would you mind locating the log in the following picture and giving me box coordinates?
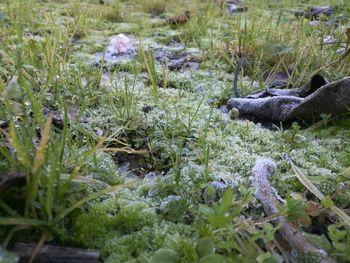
[12,242,100,263]
[227,76,350,122]
[250,158,335,263]
[0,172,25,195]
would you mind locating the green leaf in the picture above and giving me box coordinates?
[200,253,228,263]
[257,252,279,263]
[333,241,347,252]
[281,195,305,221]
[304,233,332,251]
[263,223,280,241]
[182,240,198,262]
[342,167,350,178]
[149,249,180,263]
[9,122,30,169]
[207,215,231,228]
[328,225,347,241]
[0,217,48,226]
[199,204,215,216]
[197,237,215,258]
[321,196,334,209]
[218,188,233,214]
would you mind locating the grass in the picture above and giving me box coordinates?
[102,2,123,23]
[1,0,350,262]
[139,0,167,16]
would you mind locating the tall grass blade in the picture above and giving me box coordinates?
[291,162,350,227]
[0,218,48,226]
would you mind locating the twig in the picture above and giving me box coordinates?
[2,225,29,248]
[29,230,48,263]
[331,183,350,200]
[250,158,335,263]
[232,56,243,98]
[315,41,348,46]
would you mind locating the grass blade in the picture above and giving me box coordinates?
[55,181,136,223]
[0,218,48,226]
[291,162,350,227]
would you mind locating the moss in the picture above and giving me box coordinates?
[2,0,350,261]
[72,198,157,248]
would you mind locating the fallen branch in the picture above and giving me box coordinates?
[12,242,100,263]
[250,158,335,263]
[0,171,26,195]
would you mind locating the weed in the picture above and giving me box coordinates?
[140,46,159,96]
[110,75,138,125]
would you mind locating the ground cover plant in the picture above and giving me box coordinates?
[0,0,350,262]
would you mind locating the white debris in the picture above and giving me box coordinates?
[108,34,134,54]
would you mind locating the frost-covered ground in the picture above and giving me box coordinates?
[1,0,350,262]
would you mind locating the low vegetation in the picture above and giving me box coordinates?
[0,0,350,262]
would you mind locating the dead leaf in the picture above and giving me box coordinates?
[305,201,322,217]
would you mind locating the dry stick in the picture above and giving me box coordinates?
[2,225,29,248]
[250,158,335,263]
[29,230,48,263]
[233,56,243,98]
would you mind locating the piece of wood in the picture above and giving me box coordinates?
[232,56,243,98]
[250,158,335,263]
[227,76,350,122]
[12,242,100,263]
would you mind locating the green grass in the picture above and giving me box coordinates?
[1,0,350,262]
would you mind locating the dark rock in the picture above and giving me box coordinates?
[228,5,248,13]
[12,242,100,263]
[142,105,153,113]
[144,172,157,180]
[263,65,295,88]
[294,6,334,20]
[226,0,247,14]
[0,171,25,195]
[294,11,305,18]
[167,56,201,71]
[307,6,334,20]
[0,120,9,129]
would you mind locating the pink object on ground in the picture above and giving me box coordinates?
[109,34,134,54]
